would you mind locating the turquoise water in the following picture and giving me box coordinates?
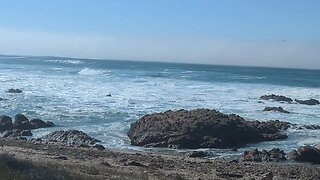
[0,55,320,156]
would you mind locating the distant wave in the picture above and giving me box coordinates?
[44,59,84,65]
[78,68,110,76]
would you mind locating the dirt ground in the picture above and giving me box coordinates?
[1,138,320,180]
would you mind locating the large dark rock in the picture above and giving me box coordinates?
[295,99,320,105]
[128,109,290,149]
[41,130,101,146]
[241,148,287,162]
[0,115,13,131]
[260,94,293,103]
[30,119,55,129]
[288,146,320,164]
[13,114,33,130]
[263,106,290,114]
[6,88,23,93]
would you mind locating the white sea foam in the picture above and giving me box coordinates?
[1,59,320,156]
[78,68,110,76]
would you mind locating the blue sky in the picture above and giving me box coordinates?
[0,0,320,68]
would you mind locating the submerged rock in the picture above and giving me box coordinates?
[241,148,287,162]
[295,99,320,105]
[41,130,101,146]
[298,124,320,130]
[6,88,23,93]
[260,94,293,103]
[263,106,290,114]
[288,146,320,164]
[128,109,289,149]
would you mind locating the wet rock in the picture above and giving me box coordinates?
[0,97,4,101]
[128,109,289,149]
[260,94,293,103]
[263,106,290,114]
[6,88,23,93]
[0,115,13,131]
[299,124,320,130]
[13,114,31,130]
[295,99,320,105]
[288,146,320,164]
[41,130,101,146]
[30,119,55,129]
[241,148,287,162]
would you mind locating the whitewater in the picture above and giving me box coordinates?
[0,55,320,157]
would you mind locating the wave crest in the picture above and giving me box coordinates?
[78,68,110,76]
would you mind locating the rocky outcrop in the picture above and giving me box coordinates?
[12,114,55,130]
[6,88,23,93]
[260,94,293,103]
[263,106,290,114]
[0,129,32,138]
[40,130,101,146]
[241,148,287,162]
[128,109,290,149]
[288,146,320,164]
[0,114,55,138]
[295,99,320,105]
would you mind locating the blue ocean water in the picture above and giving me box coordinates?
[1,55,320,157]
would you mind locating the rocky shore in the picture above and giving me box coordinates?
[1,92,320,179]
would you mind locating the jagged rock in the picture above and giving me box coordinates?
[128,109,289,149]
[41,130,101,146]
[263,107,290,114]
[241,148,286,162]
[0,129,32,138]
[260,94,293,103]
[288,146,320,164]
[295,99,320,105]
[6,88,23,93]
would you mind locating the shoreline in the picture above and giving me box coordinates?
[1,138,320,179]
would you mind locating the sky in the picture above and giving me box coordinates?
[0,0,320,69]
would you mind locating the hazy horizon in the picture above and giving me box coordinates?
[1,1,320,69]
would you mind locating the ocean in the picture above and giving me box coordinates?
[1,55,320,157]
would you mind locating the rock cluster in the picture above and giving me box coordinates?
[263,106,290,114]
[128,109,290,149]
[0,114,55,138]
[6,88,23,93]
[241,148,287,162]
[295,99,320,105]
[260,94,293,103]
[260,94,320,106]
[288,145,320,164]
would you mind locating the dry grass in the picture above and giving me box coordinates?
[0,153,80,180]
